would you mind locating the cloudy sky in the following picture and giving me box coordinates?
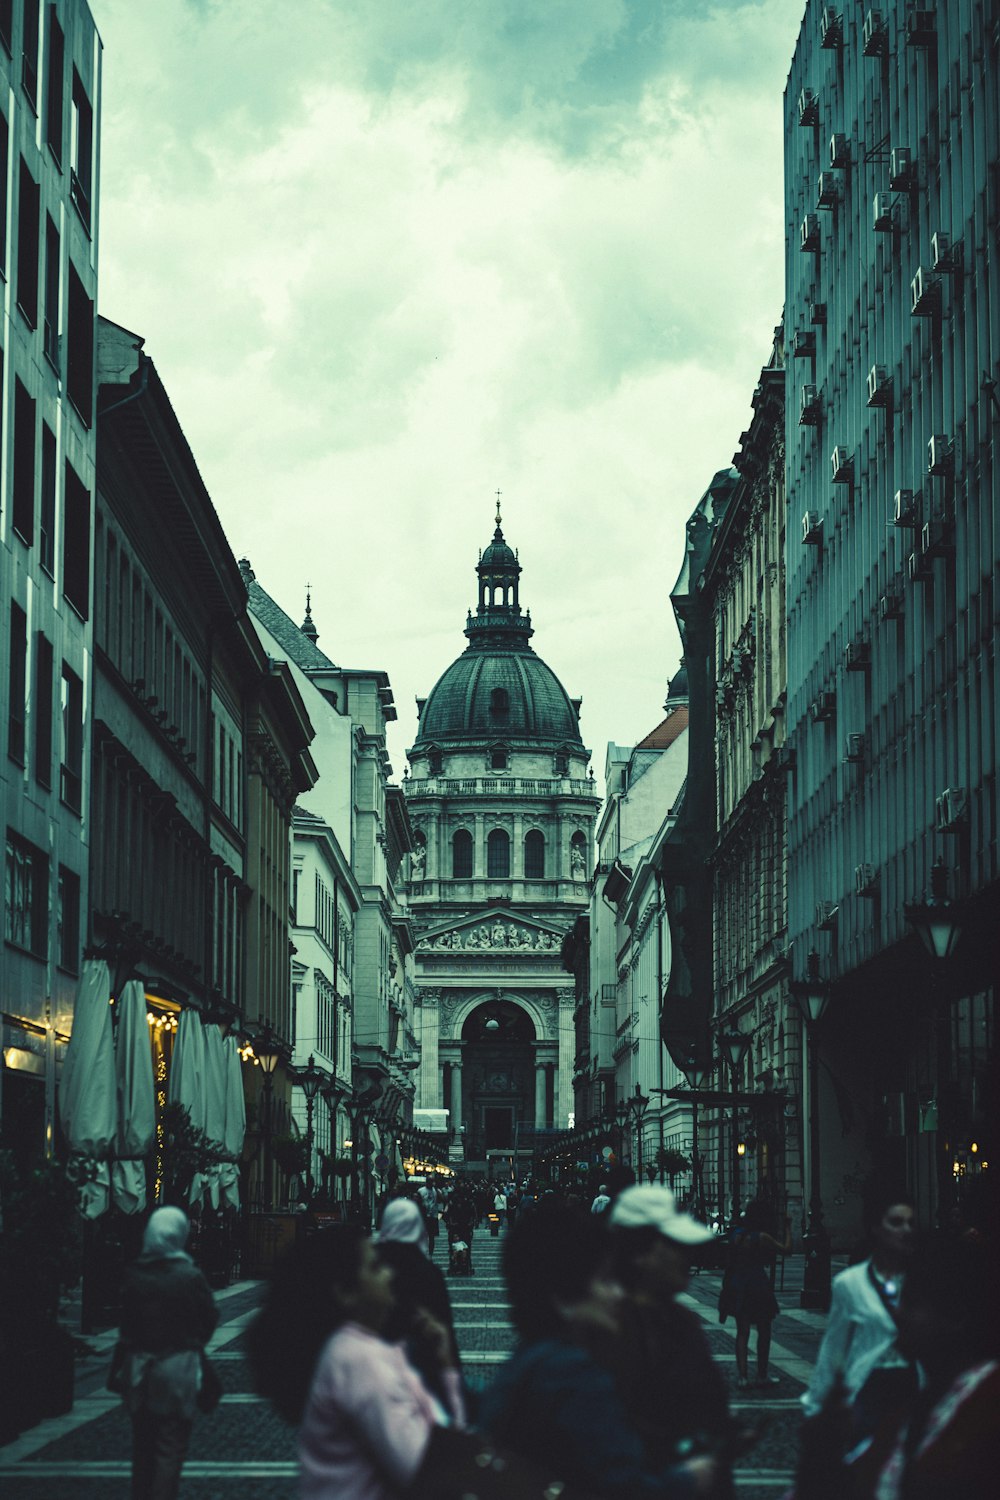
[91,0,802,773]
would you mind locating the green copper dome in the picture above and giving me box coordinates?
[412,512,583,749]
[416,647,582,746]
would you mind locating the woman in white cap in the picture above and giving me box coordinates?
[610,1185,738,1486]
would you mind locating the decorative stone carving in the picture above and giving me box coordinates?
[419,922,561,953]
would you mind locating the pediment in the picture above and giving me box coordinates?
[417,909,564,955]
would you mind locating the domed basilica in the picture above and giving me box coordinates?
[404,505,599,1173]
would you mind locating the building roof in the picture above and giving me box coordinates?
[635,707,689,751]
[239,560,340,673]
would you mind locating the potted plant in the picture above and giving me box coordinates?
[656,1147,692,1190]
[0,1151,83,1440]
[272,1134,309,1188]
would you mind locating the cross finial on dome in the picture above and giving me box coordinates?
[495,488,503,531]
[301,583,319,645]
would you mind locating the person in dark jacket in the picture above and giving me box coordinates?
[610,1185,740,1488]
[481,1200,718,1498]
[375,1197,460,1405]
[116,1205,218,1500]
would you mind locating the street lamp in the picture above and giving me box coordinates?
[720,1029,752,1224]
[680,1055,713,1219]
[251,1019,285,1213]
[790,951,832,1311]
[629,1084,651,1178]
[905,857,964,1220]
[291,1053,327,1202]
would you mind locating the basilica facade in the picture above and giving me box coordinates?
[404,510,599,1173]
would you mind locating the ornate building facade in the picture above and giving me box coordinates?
[404,509,599,1173]
[785,1,997,1231]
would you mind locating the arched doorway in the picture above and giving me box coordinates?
[460,1000,536,1165]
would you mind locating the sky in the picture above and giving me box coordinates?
[91,0,804,776]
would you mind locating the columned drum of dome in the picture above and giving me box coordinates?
[405,507,599,1176]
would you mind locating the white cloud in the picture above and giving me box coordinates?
[91,0,801,767]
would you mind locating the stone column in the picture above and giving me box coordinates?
[450,1058,463,1131]
[556,988,576,1127]
[513,811,524,879]
[417,989,440,1109]
[535,1058,547,1127]
[474,811,485,879]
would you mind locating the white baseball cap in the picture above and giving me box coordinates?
[608,1185,714,1245]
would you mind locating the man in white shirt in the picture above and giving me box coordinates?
[590,1183,611,1214]
[801,1195,916,1424]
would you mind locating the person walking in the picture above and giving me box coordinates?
[482,1200,719,1497]
[114,1205,218,1500]
[250,1224,464,1499]
[801,1194,916,1444]
[591,1183,611,1214]
[375,1197,461,1407]
[610,1185,740,1485]
[492,1184,507,1229]
[416,1180,440,1256]
[718,1199,791,1388]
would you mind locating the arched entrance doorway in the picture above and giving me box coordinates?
[460,1000,536,1166]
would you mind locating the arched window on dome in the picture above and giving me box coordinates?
[452,829,473,879]
[487,828,510,879]
[427,744,443,775]
[490,687,510,723]
[489,743,508,771]
[524,829,545,879]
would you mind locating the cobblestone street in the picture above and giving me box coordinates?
[0,1225,829,1499]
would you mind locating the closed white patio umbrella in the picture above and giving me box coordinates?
[111,979,156,1214]
[219,1034,247,1210]
[193,1022,228,1210]
[59,959,116,1219]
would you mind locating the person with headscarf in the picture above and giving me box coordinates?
[115,1205,218,1500]
[376,1195,460,1405]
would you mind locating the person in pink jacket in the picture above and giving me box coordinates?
[249,1225,464,1499]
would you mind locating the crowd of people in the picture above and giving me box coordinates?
[109,1179,998,1500]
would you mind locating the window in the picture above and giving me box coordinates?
[60,663,82,812]
[40,421,55,573]
[525,830,545,879]
[16,155,39,325]
[34,631,52,786]
[5,830,48,955]
[428,747,442,775]
[43,213,59,365]
[555,749,570,775]
[12,378,35,542]
[7,602,27,764]
[0,110,8,272]
[45,6,63,162]
[452,829,473,879]
[57,865,79,971]
[21,0,39,109]
[70,67,92,228]
[63,459,90,617]
[490,686,510,721]
[67,261,93,422]
[489,743,508,771]
[487,828,510,879]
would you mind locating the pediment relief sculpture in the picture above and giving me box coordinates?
[419,918,562,953]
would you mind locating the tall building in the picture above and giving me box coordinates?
[244,569,417,1211]
[705,328,799,1224]
[404,508,599,1174]
[1,0,101,1162]
[785,1,998,1231]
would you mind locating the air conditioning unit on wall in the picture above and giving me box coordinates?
[867,365,891,407]
[893,489,918,527]
[911,266,941,316]
[934,787,968,831]
[798,88,819,126]
[862,10,887,56]
[799,384,820,425]
[802,511,824,545]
